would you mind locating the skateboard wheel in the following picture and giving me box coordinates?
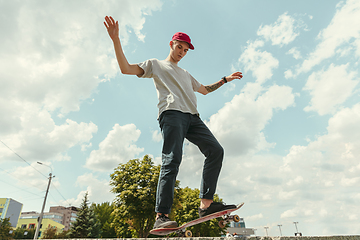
[218,220,226,228]
[185,230,192,237]
[233,215,240,222]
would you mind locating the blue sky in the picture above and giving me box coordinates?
[1,0,360,236]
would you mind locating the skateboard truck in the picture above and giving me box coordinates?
[176,229,193,237]
[218,214,241,228]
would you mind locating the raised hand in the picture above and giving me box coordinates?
[226,72,243,82]
[104,16,119,41]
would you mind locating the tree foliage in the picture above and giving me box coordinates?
[110,155,181,237]
[42,227,57,239]
[0,218,13,240]
[70,192,101,238]
[110,155,159,237]
[53,229,71,239]
[12,227,35,239]
[92,202,117,238]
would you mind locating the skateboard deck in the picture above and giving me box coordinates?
[150,202,244,237]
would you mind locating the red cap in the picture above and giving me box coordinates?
[172,32,194,50]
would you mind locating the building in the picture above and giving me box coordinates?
[49,206,78,230]
[225,218,255,237]
[0,198,23,227]
[17,214,64,239]
[20,211,64,225]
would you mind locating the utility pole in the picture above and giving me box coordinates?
[278,224,283,236]
[34,163,54,240]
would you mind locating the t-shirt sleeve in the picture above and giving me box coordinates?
[137,59,154,78]
[190,74,202,92]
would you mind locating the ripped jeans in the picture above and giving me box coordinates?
[155,110,224,214]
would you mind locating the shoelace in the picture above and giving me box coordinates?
[158,214,170,221]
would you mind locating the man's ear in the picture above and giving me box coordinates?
[169,40,174,49]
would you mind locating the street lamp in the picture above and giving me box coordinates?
[293,221,302,236]
[264,226,269,236]
[277,224,283,236]
[33,162,55,240]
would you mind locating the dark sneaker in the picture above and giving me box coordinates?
[198,202,237,218]
[153,214,178,229]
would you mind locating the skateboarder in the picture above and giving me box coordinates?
[104,16,243,229]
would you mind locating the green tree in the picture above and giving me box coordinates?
[0,218,13,240]
[42,226,57,239]
[92,202,117,238]
[110,208,132,238]
[12,227,35,239]
[70,192,101,238]
[110,155,180,237]
[88,204,101,237]
[172,187,227,237]
[54,229,71,239]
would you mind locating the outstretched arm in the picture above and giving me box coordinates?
[104,16,144,76]
[197,72,243,95]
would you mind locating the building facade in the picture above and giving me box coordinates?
[49,206,78,231]
[20,211,64,225]
[0,198,23,227]
[16,217,64,239]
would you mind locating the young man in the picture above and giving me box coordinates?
[104,16,243,229]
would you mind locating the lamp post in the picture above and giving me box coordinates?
[33,162,54,240]
[264,226,269,236]
[277,224,283,236]
[293,221,301,236]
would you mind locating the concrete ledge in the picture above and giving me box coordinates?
[35,236,359,240]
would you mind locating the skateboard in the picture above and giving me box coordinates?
[149,202,244,237]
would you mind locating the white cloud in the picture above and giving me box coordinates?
[0,0,162,115]
[257,12,301,47]
[207,84,295,157]
[246,213,264,221]
[0,0,161,172]
[59,173,117,207]
[238,40,279,84]
[0,103,97,162]
[284,69,295,79]
[287,47,302,59]
[303,63,359,115]
[152,130,162,142]
[278,103,360,230]
[298,0,360,74]
[85,124,144,171]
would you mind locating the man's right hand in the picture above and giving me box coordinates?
[104,16,119,41]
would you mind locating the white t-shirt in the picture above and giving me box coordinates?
[137,59,202,117]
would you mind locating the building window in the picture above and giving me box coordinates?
[21,224,27,229]
[29,224,35,229]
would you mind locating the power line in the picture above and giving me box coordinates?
[0,167,44,191]
[1,140,73,208]
[0,140,48,178]
[50,183,72,207]
[0,178,43,198]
